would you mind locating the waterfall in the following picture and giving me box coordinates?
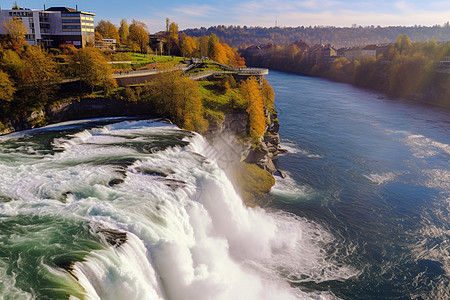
[0,119,354,300]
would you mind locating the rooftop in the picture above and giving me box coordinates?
[46,7,95,15]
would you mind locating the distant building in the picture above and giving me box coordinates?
[150,33,165,54]
[45,7,95,47]
[95,38,117,50]
[307,44,337,64]
[344,48,376,61]
[0,5,94,48]
[0,7,60,46]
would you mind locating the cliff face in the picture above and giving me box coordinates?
[243,111,285,174]
[210,110,284,174]
[0,98,157,136]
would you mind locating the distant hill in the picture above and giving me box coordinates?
[182,25,450,49]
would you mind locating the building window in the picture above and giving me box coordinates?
[63,25,81,29]
[62,19,81,23]
[62,13,80,17]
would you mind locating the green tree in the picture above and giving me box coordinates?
[71,47,116,92]
[118,19,129,45]
[388,53,431,96]
[198,36,209,57]
[208,34,219,58]
[128,20,149,54]
[353,56,377,87]
[395,34,412,55]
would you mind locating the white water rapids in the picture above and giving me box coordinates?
[0,119,355,299]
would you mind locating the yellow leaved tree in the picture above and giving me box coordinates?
[3,17,27,45]
[150,68,208,132]
[240,77,266,139]
[70,47,116,93]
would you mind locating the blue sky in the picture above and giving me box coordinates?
[7,0,450,32]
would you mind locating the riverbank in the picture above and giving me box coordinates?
[241,37,450,109]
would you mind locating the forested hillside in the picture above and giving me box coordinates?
[183,25,450,48]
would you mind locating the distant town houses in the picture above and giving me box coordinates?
[343,48,376,61]
[96,38,117,50]
[0,5,95,48]
[245,41,395,65]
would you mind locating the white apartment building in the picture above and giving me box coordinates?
[0,6,94,48]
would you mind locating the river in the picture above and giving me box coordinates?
[266,71,450,299]
[0,71,448,299]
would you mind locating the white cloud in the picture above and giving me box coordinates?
[173,4,218,17]
[394,1,409,11]
[299,0,340,9]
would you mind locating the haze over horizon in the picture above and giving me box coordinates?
[6,0,450,32]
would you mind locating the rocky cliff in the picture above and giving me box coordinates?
[207,109,285,175]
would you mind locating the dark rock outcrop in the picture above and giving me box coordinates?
[96,228,127,248]
[209,110,285,175]
[243,111,285,174]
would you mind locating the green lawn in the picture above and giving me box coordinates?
[198,81,246,123]
[187,64,222,74]
[127,53,185,64]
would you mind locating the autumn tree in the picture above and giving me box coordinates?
[240,77,266,139]
[19,46,60,106]
[0,49,23,82]
[395,34,412,55]
[181,36,196,57]
[388,53,431,96]
[208,34,219,57]
[95,31,103,42]
[325,57,353,83]
[128,20,149,53]
[3,17,27,45]
[212,42,227,64]
[0,70,16,102]
[118,19,129,45]
[150,70,208,132]
[261,77,274,112]
[95,20,120,42]
[197,36,209,57]
[70,47,116,93]
[352,56,377,87]
[169,22,179,40]
[165,22,180,55]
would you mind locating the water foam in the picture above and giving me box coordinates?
[410,196,450,299]
[363,172,397,185]
[385,129,450,158]
[270,172,312,200]
[280,140,323,159]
